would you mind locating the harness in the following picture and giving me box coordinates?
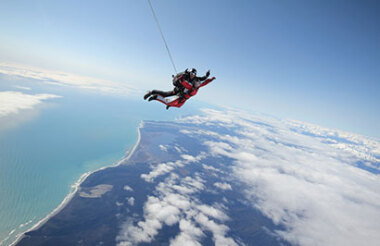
[172,72,201,102]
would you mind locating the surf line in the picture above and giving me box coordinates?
[10,121,143,246]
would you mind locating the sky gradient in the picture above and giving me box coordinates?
[0,0,379,137]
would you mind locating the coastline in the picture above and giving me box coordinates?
[9,121,143,246]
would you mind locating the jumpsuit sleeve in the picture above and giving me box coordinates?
[196,74,208,81]
[199,77,215,88]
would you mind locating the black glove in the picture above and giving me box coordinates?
[205,70,210,77]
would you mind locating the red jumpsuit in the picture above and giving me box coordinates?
[155,76,215,108]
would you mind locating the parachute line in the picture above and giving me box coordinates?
[147,0,178,73]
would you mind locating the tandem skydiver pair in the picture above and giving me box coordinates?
[144,68,215,109]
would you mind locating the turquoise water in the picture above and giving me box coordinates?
[0,75,202,245]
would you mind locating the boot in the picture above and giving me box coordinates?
[148,95,157,101]
[143,91,152,100]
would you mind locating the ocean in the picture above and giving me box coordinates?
[0,75,202,245]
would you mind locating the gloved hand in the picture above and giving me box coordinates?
[206,70,210,77]
[210,76,216,81]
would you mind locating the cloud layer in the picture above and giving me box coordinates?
[0,62,137,95]
[117,153,238,246]
[0,91,61,118]
[176,108,380,246]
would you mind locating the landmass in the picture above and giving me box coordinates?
[14,121,289,246]
[11,108,380,246]
[79,184,113,198]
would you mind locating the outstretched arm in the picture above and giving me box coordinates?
[199,76,215,88]
[197,75,208,81]
[197,70,211,81]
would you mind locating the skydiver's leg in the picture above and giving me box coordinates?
[145,89,176,100]
[151,90,176,97]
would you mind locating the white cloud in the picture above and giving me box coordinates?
[117,185,183,245]
[0,62,138,95]
[159,144,168,152]
[196,204,229,221]
[286,119,380,165]
[141,161,178,183]
[174,146,182,153]
[179,108,380,246]
[181,154,202,162]
[117,173,238,246]
[170,219,204,246]
[141,152,206,183]
[123,185,133,192]
[13,85,31,90]
[213,182,232,191]
[202,164,220,172]
[194,213,237,246]
[127,197,135,206]
[0,91,61,118]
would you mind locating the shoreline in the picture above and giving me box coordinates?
[9,121,143,246]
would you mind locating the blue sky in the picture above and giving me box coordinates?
[0,0,379,137]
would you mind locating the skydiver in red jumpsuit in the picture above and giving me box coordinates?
[143,68,215,109]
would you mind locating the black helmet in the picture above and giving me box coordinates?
[189,68,197,76]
